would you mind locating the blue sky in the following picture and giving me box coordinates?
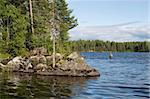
[67,0,149,42]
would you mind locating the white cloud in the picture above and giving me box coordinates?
[69,23,150,42]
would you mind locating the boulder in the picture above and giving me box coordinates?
[39,55,46,64]
[0,63,5,70]
[6,56,24,71]
[12,56,22,63]
[67,52,84,61]
[25,63,33,70]
[0,58,12,65]
[38,47,48,55]
[56,60,64,67]
[58,58,100,76]
[46,53,63,66]
[29,56,39,67]
[55,53,63,61]
[46,56,53,66]
[60,60,93,71]
[0,49,100,77]
[67,52,79,59]
[36,63,47,72]
[87,69,100,77]
[29,55,46,67]
[30,47,47,56]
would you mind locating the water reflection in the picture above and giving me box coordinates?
[0,72,98,99]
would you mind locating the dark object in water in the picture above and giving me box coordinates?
[109,52,113,59]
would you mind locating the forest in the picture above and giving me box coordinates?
[68,40,150,52]
[0,0,78,57]
[0,0,149,58]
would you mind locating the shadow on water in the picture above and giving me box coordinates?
[0,72,98,99]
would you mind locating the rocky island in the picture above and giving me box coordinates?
[0,47,100,77]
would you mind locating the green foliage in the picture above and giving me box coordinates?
[0,0,28,56]
[0,0,77,57]
[50,0,78,54]
[0,53,11,59]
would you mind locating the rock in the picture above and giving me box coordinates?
[30,47,47,56]
[67,52,79,59]
[46,53,63,66]
[36,63,47,72]
[4,56,34,71]
[25,63,33,70]
[12,56,22,63]
[87,69,100,76]
[29,55,46,67]
[0,48,100,77]
[55,53,63,62]
[56,60,64,67]
[59,58,100,76]
[0,58,12,65]
[60,60,92,71]
[6,60,21,71]
[46,56,53,66]
[39,55,46,64]
[29,56,39,67]
[0,63,5,67]
[0,63,5,70]
[39,47,48,55]
[67,52,84,61]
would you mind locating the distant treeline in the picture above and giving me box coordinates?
[68,40,150,52]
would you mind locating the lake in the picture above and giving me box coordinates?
[0,52,150,99]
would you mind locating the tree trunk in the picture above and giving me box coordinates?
[29,0,34,34]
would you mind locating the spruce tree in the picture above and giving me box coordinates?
[0,0,28,56]
[52,0,78,54]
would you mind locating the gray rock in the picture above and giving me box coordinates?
[29,55,46,67]
[55,53,63,62]
[0,58,12,65]
[30,47,48,56]
[67,52,84,61]
[0,63,5,70]
[1,49,100,77]
[59,56,100,76]
[25,63,33,70]
[60,60,93,71]
[29,56,39,67]
[46,56,53,66]
[46,53,63,66]
[36,63,47,72]
[5,56,33,71]
[39,55,46,64]
[67,52,80,60]
[7,56,24,71]
[87,69,100,76]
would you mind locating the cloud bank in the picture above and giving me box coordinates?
[69,22,150,42]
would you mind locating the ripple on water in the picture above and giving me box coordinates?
[0,52,150,99]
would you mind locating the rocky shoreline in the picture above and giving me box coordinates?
[0,47,100,77]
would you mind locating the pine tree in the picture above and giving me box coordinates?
[0,0,28,56]
[53,0,78,54]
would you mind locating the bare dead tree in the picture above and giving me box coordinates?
[50,0,60,68]
[29,0,34,34]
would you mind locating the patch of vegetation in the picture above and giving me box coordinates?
[0,53,11,59]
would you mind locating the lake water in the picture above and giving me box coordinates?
[0,52,150,99]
